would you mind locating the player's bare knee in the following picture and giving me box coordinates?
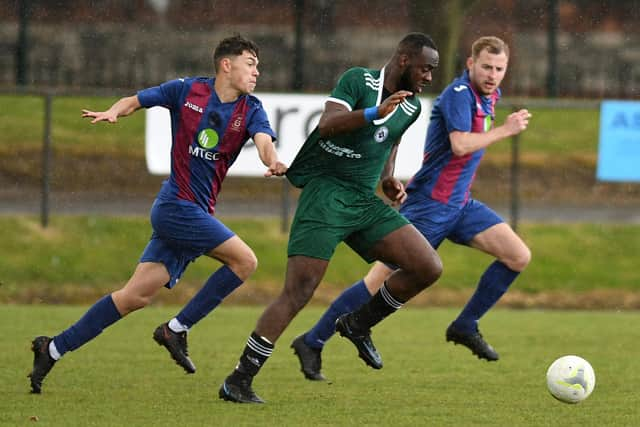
[114,291,151,314]
[503,246,531,272]
[134,295,153,310]
[420,252,443,284]
[283,287,313,311]
[515,246,532,271]
[228,250,258,280]
[283,276,317,310]
[402,254,442,293]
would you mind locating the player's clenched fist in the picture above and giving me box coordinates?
[381,176,407,206]
[504,109,531,135]
[264,161,288,177]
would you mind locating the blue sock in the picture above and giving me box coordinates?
[53,294,122,356]
[453,261,519,332]
[176,265,243,328]
[305,279,372,349]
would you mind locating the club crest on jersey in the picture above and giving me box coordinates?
[374,126,389,143]
[230,115,244,132]
[198,128,219,149]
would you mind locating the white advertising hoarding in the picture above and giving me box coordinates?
[145,94,431,180]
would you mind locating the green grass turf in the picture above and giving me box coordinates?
[2,305,639,426]
[1,216,638,300]
[493,106,599,159]
[0,95,599,161]
[0,95,144,154]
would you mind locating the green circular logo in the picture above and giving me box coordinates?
[484,115,492,132]
[198,128,219,149]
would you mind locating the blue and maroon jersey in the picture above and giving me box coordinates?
[406,70,500,207]
[137,77,276,214]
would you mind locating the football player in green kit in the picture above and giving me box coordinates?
[219,33,442,404]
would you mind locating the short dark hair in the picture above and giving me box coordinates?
[397,32,437,57]
[213,35,260,72]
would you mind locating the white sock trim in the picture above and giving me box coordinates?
[168,318,189,333]
[247,336,273,357]
[380,283,404,310]
[49,340,61,361]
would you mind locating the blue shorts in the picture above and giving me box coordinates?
[140,199,235,288]
[399,195,503,249]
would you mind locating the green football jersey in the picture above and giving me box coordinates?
[286,67,422,193]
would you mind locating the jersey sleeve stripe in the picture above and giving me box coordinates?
[326,97,353,111]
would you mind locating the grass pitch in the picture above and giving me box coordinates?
[0,95,599,158]
[2,216,639,302]
[2,305,639,426]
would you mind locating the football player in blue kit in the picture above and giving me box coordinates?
[28,35,287,394]
[292,36,533,381]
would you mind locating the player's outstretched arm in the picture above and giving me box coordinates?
[254,132,288,177]
[318,91,412,138]
[81,95,142,124]
[450,109,531,156]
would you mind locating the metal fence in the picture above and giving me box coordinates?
[2,1,640,98]
[1,89,610,232]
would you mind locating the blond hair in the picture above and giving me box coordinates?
[471,36,509,59]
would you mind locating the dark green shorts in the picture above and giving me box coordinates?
[288,177,409,262]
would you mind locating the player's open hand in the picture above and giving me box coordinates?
[378,90,413,118]
[381,176,407,206]
[264,161,288,177]
[81,109,118,124]
[504,109,531,136]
